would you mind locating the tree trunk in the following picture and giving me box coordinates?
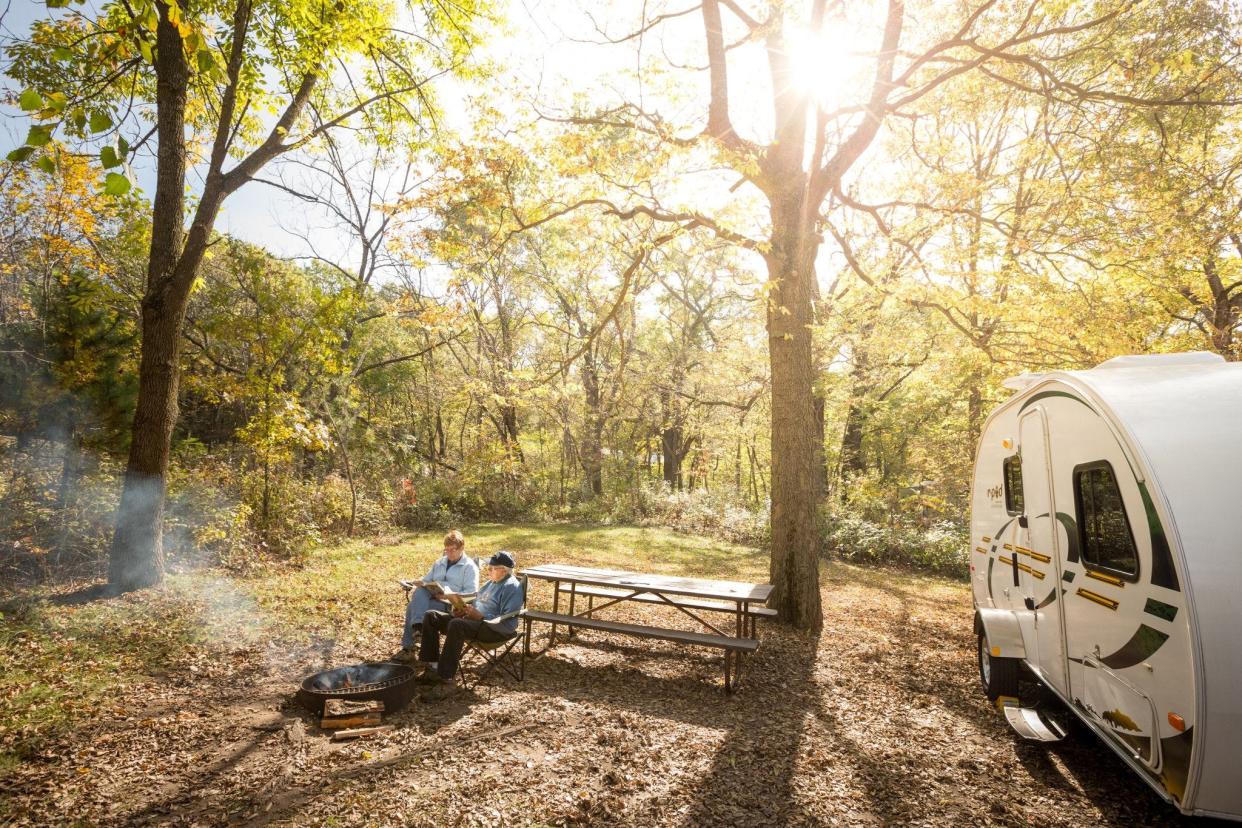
[966,383,984,451]
[838,397,865,499]
[837,354,872,501]
[580,350,604,497]
[764,188,823,631]
[107,5,189,592]
[1204,254,1241,361]
[812,392,828,498]
[328,415,357,537]
[661,425,687,490]
[109,295,187,590]
[499,403,524,466]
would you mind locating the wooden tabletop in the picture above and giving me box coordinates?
[523,563,773,604]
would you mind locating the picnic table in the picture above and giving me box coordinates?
[520,563,774,692]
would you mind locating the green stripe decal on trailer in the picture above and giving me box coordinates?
[1035,588,1063,609]
[1139,482,1180,591]
[1100,624,1170,669]
[1144,597,1178,622]
[1056,512,1080,563]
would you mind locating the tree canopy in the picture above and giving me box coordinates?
[4,0,1242,624]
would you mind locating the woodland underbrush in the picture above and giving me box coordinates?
[0,444,392,585]
[539,481,969,579]
[824,514,968,578]
[1,444,967,587]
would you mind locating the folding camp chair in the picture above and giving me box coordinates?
[457,573,528,690]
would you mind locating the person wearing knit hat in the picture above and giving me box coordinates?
[417,550,523,699]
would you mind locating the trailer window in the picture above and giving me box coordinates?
[1074,461,1139,579]
[1003,455,1024,515]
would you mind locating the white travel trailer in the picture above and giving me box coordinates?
[970,352,1242,820]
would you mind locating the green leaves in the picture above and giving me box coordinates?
[89,111,113,134]
[103,173,131,196]
[19,88,42,112]
[6,146,36,163]
[26,125,53,147]
[99,134,130,170]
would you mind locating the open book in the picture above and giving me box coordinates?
[424,581,473,610]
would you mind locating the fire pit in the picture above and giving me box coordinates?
[296,661,419,716]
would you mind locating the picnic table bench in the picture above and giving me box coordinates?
[565,585,777,637]
[520,564,773,692]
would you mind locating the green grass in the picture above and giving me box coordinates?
[0,522,767,774]
[235,523,770,653]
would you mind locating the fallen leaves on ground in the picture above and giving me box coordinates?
[0,552,1215,827]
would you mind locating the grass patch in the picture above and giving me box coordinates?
[238,523,769,647]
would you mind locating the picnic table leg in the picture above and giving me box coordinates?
[738,601,748,684]
[567,583,577,638]
[550,580,561,647]
[724,650,734,693]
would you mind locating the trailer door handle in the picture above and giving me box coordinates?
[1018,515,1029,528]
[1024,597,1035,610]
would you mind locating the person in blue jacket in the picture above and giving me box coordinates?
[417,551,524,699]
[393,530,479,662]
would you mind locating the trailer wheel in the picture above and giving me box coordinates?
[977,630,1018,702]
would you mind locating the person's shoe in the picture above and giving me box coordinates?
[415,668,443,685]
[421,679,456,701]
[391,647,419,664]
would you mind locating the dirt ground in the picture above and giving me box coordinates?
[0,561,1218,827]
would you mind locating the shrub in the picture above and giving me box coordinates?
[392,478,466,530]
[628,481,770,547]
[392,476,535,529]
[0,447,123,584]
[164,464,255,573]
[824,513,968,578]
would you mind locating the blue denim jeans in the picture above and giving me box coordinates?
[402,587,448,648]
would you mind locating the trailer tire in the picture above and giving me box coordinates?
[977,630,1019,702]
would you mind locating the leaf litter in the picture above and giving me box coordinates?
[0,562,1215,827]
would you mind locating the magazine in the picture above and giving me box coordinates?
[424,581,472,610]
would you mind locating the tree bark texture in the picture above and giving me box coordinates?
[580,350,604,497]
[764,187,823,631]
[108,3,189,592]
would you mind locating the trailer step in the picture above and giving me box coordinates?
[1003,705,1067,742]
